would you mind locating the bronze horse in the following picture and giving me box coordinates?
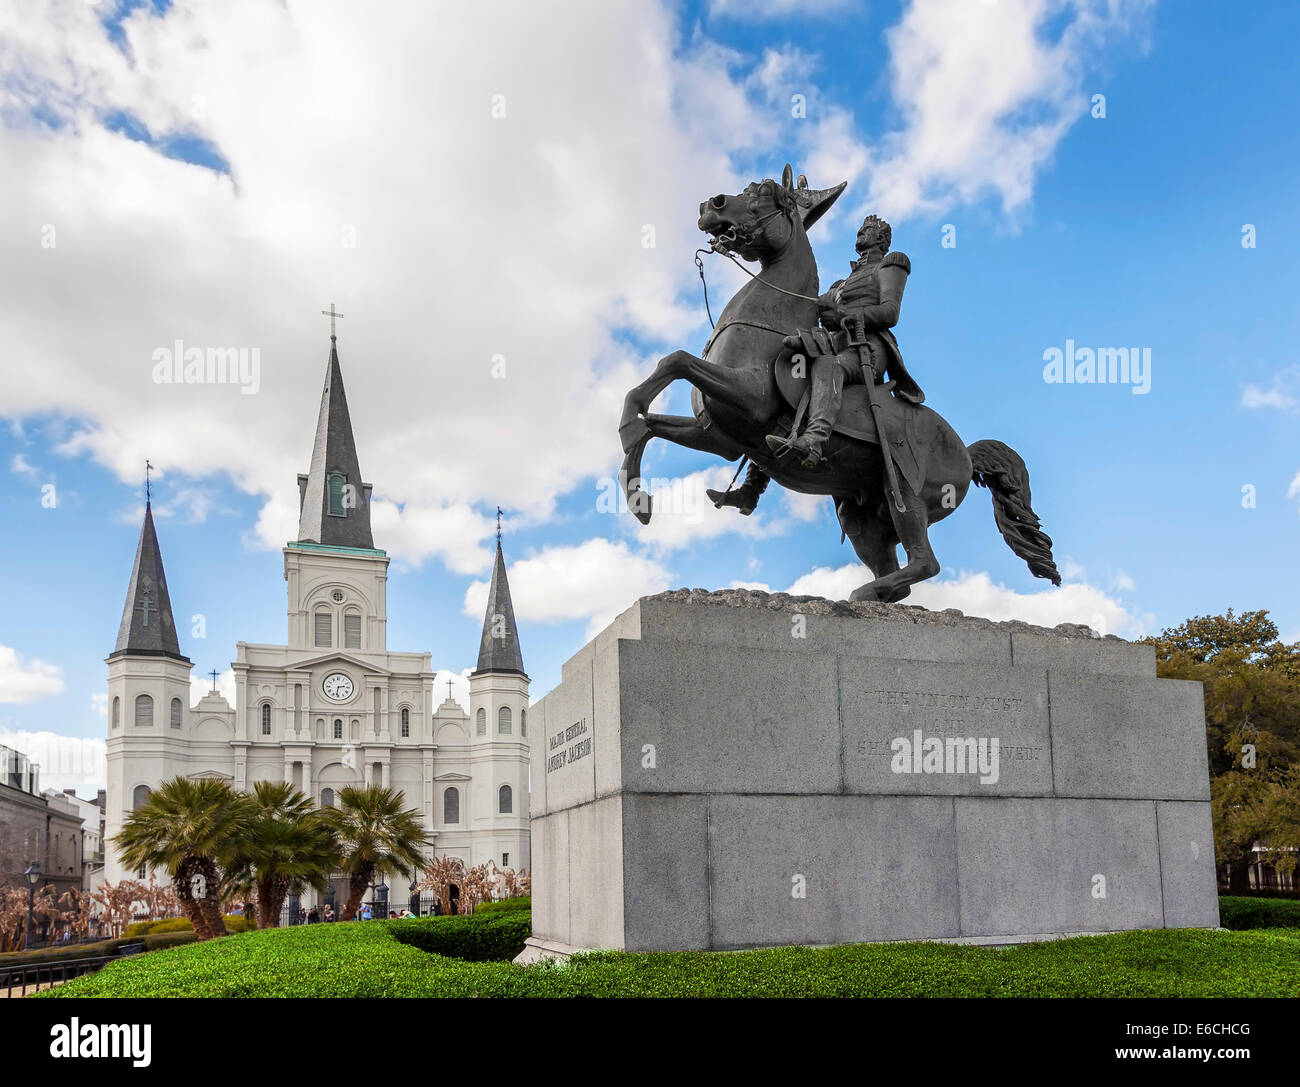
[618,166,1060,603]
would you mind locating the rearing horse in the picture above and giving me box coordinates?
[618,166,1060,603]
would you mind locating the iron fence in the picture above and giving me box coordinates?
[1,954,115,998]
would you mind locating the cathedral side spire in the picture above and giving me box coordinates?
[296,329,374,549]
[110,500,189,662]
[473,534,526,677]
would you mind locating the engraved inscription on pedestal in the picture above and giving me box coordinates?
[547,717,592,774]
[841,660,1052,795]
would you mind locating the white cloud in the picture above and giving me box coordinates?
[10,453,39,478]
[1241,368,1299,412]
[117,483,219,526]
[1112,571,1136,593]
[613,464,831,555]
[432,669,472,714]
[91,692,107,718]
[0,0,1154,576]
[785,566,1140,636]
[0,0,769,566]
[866,0,1154,221]
[463,538,673,640]
[1289,470,1300,509]
[0,729,106,791]
[369,499,493,576]
[1059,557,1087,581]
[189,667,235,708]
[0,645,65,702]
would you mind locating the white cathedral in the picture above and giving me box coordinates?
[102,332,531,912]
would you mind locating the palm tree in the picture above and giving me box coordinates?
[226,781,339,928]
[326,785,427,920]
[113,776,248,939]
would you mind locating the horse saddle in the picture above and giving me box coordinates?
[774,354,930,497]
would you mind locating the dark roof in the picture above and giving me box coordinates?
[297,338,375,549]
[472,541,526,677]
[110,502,189,662]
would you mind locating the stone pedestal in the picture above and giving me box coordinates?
[519,590,1219,960]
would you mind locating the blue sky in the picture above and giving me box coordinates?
[1,0,1297,790]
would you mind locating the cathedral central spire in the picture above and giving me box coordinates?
[296,332,374,549]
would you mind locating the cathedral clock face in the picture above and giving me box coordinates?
[322,672,355,702]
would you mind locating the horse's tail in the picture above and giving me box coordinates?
[967,439,1062,586]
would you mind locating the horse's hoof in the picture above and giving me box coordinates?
[619,414,651,452]
[850,582,911,604]
[627,488,653,525]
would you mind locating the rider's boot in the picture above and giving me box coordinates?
[766,362,842,469]
[706,463,770,515]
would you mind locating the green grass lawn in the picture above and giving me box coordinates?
[37,905,1300,998]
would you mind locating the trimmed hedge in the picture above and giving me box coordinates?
[0,931,198,969]
[474,896,531,915]
[389,911,530,962]
[38,915,1300,999]
[125,915,254,937]
[1219,895,1300,930]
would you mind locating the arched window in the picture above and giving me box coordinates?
[498,706,512,735]
[344,610,361,649]
[170,697,183,729]
[498,784,512,814]
[261,703,272,735]
[475,708,486,736]
[443,787,460,824]
[132,784,151,810]
[134,694,153,728]
[333,719,343,740]
[111,697,120,730]
[521,708,527,737]
[328,472,348,517]
[400,707,410,738]
[314,609,332,648]
[320,787,334,808]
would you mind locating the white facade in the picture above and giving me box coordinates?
[103,338,530,909]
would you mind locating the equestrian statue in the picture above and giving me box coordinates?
[618,165,1061,604]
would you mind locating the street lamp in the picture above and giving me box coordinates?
[23,862,40,950]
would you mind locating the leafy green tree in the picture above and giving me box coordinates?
[113,777,248,939]
[325,785,427,921]
[226,782,339,929]
[1145,610,1300,892]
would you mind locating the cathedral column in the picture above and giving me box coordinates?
[234,670,248,740]
[300,679,311,742]
[379,686,391,741]
[283,756,294,785]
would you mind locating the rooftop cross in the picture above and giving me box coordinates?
[209,669,219,692]
[446,677,453,700]
[496,505,503,543]
[321,302,344,341]
[145,460,154,503]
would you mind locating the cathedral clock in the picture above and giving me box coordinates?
[322,672,355,702]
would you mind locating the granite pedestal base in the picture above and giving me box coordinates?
[519,590,1218,960]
